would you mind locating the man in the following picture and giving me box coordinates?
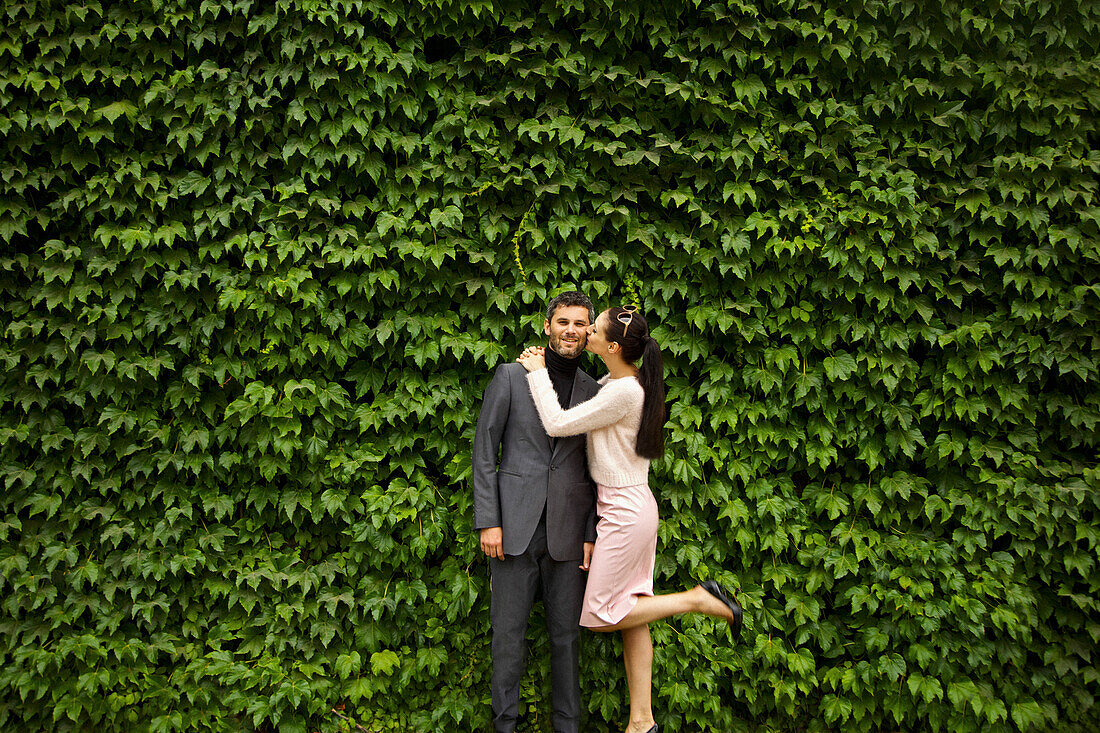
[473,291,600,733]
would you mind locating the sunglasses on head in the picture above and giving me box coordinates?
[616,304,639,337]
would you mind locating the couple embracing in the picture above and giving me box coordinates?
[473,291,743,733]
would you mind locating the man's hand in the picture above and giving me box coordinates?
[480,527,504,561]
[580,542,594,571]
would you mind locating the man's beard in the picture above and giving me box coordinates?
[549,333,584,357]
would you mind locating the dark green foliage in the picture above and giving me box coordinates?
[1,0,1098,730]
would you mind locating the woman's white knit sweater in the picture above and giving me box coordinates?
[526,368,650,487]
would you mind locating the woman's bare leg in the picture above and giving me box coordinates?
[589,586,738,731]
[591,585,736,633]
[621,624,656,733]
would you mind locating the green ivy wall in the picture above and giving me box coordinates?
[1,0,1098,731]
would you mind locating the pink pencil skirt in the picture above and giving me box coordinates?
[579,482,658,629]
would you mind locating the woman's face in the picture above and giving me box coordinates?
[585,311,613,355]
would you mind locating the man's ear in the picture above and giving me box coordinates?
[543,319,551,336]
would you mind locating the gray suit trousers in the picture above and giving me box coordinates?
[490,518,587,733]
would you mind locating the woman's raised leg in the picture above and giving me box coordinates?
[592,585,736,633]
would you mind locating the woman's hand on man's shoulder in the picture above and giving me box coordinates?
[516,345,545,372]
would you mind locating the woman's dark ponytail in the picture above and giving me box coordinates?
[607,307,665,459]
[635,335,665,459]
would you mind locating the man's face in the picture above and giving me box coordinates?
[544,305,590,358]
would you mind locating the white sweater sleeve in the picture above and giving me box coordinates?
[525,368,637,437]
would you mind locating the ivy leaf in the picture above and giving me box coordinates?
[823,353,857,381]
[429,205,463,229]
[1010,700,1046,730]
[335,652,361,679]
[95,101,137,123]
[370,650,401,676]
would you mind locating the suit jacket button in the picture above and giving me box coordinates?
[550,465,557,471]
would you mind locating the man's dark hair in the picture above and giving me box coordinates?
[545,291,595,324]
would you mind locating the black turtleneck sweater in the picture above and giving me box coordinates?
[545,346,582,408]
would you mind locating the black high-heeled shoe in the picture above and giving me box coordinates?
[643,725,658,733]
[701,580,743,637]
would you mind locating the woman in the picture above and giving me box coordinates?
[517,305,742,733]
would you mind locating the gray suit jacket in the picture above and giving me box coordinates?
[473,362,599,561]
